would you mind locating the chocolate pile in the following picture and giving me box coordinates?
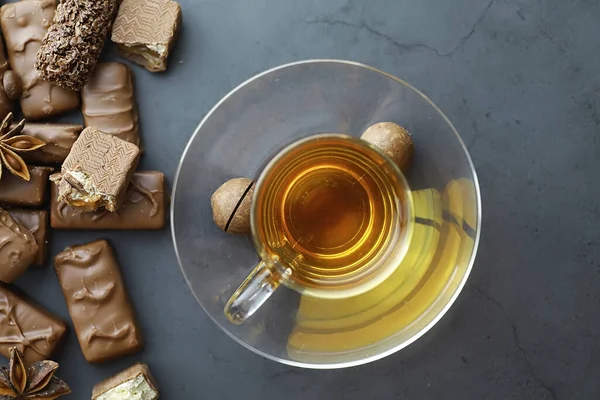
[0,0,182,397]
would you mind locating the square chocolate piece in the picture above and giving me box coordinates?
[111,0,182,72]
[51,127,140,212]
[92,363,158,400]
[0,208,38,282]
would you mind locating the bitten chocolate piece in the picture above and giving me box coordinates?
[0,285,67,364]
[50,127,140,212]
[35,0,119,91]
[51,171,166,230]
[19,124,82,165]
[82,63,140,146]
[54,240,142,363]
[112,0,182,72]
[8,209,48,266]
[0,208,38,282]
[0,1,79,120]
[0,166,53,207]
[92,363,158,400]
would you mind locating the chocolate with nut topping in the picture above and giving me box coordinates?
[54,240,143,363]
[0,208,38,282]
[0,166,53,207]
[19,123,83,165]
[8,209,48,267]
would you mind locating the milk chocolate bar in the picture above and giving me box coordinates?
[82,63,140,146]
[0,1,79,120]
[0,208,38,282]
[36,0,119,91]
[112,0,182,72]
[9,209,48,267]
[54,240,142,363]
[51,171,166,230]
[50,127,140,212]
[0,166,53,207]
[92,363,159,400]
[0,284,67,364]
[19,124,83,165]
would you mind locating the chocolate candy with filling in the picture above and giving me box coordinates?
[35,0,119,91]
[92,363,158,400]
[8,209,48,266]
[19,124,82,165]
[50,127,140,212]
[51,171,166,230]
[0,208,38,282]
[54,240,143,363]
[82,63,140,146]
[0,166,53,207]
[0,284,67,364]
[0,1,79,120]
[112,0,182,72]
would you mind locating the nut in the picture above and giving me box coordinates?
[361,122,414,172]
[2,71,22,102]
[211,178,254,234]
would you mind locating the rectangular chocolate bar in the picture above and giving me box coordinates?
[0,1,79,120]
[0,166,53,207]
[0,284,67,364]
[82,63,140,146]
[50,127,140,212]
[112,0,182,72]
[8,209,48,267]
[92,363,159,400]
[0,208,38,282]
[51,171,167,230]
[19,124,82,165]
[54,240,143,363]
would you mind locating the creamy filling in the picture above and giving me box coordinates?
[120,43,166,68]
[96,375,157,400]
[56,171,117,212]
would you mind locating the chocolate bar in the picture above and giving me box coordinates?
[92,363,159,400]
[8,209,48,267]
[82,63,140,146]
[0,166,53,207]
[50,127,140,212]
[19,124,83,165]
[51,171,166,230]
[0,284,67,364]
[0,208,38,282]
[54,240,143,363]
[112,0,182,72]
[0,1,79,120]
[35,0,119,91]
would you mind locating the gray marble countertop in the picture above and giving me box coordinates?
[14,0,600,398]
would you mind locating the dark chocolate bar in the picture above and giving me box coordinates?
[111,0,182,72]
[8,209,48,267]
[51,171,166,230]
[92,363,159,400]
[0,284,67,364]
[54,240,142,363]
[82,63,140,146]
[50,127,140,212]
[0,1,79,120]
[0,166,53,207]
[19,124,82,165]
[0,208,38,282]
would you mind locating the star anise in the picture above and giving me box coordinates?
[0,113,45,182]
[0,348,70,400]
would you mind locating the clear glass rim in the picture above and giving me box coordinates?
[171,59,482,369]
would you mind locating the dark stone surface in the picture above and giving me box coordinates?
[9,0,599,398]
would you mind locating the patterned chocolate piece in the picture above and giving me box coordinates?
[82,63,140,146]
[35,0,119,91]
[111,0,182,72]
[8,209,48,267]
[51,171,166,230]
[51,127,140,212]
[0,208,38,282]
[54,240,143,363]
[92,363,158,400]
[0,166,53,207]
[0,284,67,364]
[19,123,83,165]
[0,1,79,120]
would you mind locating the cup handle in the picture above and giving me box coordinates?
[225,261,282,324]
